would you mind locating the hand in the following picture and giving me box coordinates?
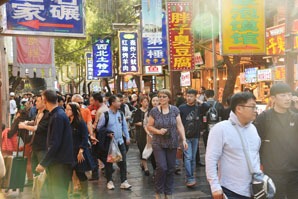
[36,164,45,173]
[182,140,188,151]
[77,151,85,163]
[212,190,224,199]
[126,139,131,146]
[90,135,99,145]
[18,122,26,129]
[159,128,168,135]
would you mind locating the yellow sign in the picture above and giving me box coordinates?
[221,0,266,55]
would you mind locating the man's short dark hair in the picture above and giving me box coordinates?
[57,95,64,103]
[42,89,57,104]
[230,92,256,113]
[117,93,123,98]
[108,95,117,106]
[270,83,292,96]
[187,89,197,95]
[205,90,215,98]
[93,93,103,103]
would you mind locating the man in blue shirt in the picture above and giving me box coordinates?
[97,95,131,190]
[36,90,74,198]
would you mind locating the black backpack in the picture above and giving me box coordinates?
[206,101,219,124]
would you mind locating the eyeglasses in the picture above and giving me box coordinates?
[239,105,258,111]
[158,95,168,99]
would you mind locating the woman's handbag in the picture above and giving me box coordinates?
[232,122,276,199]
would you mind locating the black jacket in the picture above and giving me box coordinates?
[32,110,50,151]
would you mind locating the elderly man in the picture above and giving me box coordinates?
[206,92,261,199]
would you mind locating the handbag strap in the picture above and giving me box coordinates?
[230,121,254,175]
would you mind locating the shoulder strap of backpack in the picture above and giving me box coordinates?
[104,111,109,127]
[212,101,217,109]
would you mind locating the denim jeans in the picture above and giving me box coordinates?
[105,143,127,183]
[183,138,199,183]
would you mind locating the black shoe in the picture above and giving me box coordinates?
[144,170,150,176]
[174,168,181,175]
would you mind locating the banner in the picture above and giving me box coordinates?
[85,52,97,81]
[180,71,191,87]
[92,38,113,78]
[118,32,140,74]
[2,0,85,37]
[257,69,272,81]
[245,67,258,83]
[142,0,167,66]
[167,2,194,71]
[144,65,163,75]
[221,0,265,55]
[274,65,285,81]
[194,52,204,65]
[266,24,285,55]
[12,36,55,78]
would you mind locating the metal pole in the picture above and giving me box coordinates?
[212,13,218,98]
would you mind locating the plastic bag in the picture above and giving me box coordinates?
[32,171,47,199]
[107,139,122,163]
[142,143,153,159]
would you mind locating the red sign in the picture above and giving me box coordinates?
[167,2,194,71]
[16,36,52,64]
[266,24,285,55]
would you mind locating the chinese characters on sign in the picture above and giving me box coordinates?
[85,52,98,81]
[92,38,113,78]
[167,2,194,71]
[244,67,258,83]
[274,65,285,81]
[118,32,140,74]
[221,0,265,55]
[142,0,167,66]
[3,0,85,37]
[266,24,285,55]
[180,72,191,87]
[257,69,272,81]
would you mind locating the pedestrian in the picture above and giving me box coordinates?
[36,89,74,199]
[97,95,132,190]
[9,92,17,126]
[65,102,96,198]
[254,83,298,198]
[147,89,188,199]
[18,95,49,179]
[133,96,150,175]
[143,95,159,176]
[179,89,208,187]
[206,92,261,198]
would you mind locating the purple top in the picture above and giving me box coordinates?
[149,105,180,148]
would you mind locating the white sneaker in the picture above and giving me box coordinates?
[107,181,115,190]
[120,180,132,189]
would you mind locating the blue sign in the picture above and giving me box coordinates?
[142,10,168,66]
[3,0,85,37]
[92,38,113,78]
[85,52,98,81]
[119,32,140,74]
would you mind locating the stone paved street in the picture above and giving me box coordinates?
[1,142,212,199]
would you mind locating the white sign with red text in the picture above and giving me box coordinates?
[181,72,191,87]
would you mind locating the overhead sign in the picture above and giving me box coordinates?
[92,38,113,78]
[167,1,194,71]
[118,31,140,74]
[144,65,163,75]
[194,52,204,65]
[180,72,191,87]
[245,67,258,83]
[266,24,285,55]
[142,0,168,66]
[220,0,266,55]
[2,0,85,37]
[274,65,285,81]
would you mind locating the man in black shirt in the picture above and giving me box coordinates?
[179,89,208,187]
[36,90,74,199]
[254,83,298,199]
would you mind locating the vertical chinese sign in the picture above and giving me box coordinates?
[221,0,265,55]
[167,1,194,71]
[266,24,285,55]
[13,36,55,78]
[118,32,140,74]
[142,0,167,66]
[92,38,113,78]
[2,0,85,37]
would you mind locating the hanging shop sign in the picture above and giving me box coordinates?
[144,65,163,75]
[142,0,167,66]
[194,52,204,66]
[92,38,113,78]
[274,65,285,81]
[180,71,191,87]
[257,69,272,81]
[167,1,194,71]
[12,36,55,78]
[2,0,85,37]
[85,52,98,81]
[220,0,266,55]
[118,31,140,74]
[245,67,258,83]
[266,24,285,55]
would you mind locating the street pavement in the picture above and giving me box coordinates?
[1,141,212,199]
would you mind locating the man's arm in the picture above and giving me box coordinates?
[206,124,224,196]
[121,113,130,141]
